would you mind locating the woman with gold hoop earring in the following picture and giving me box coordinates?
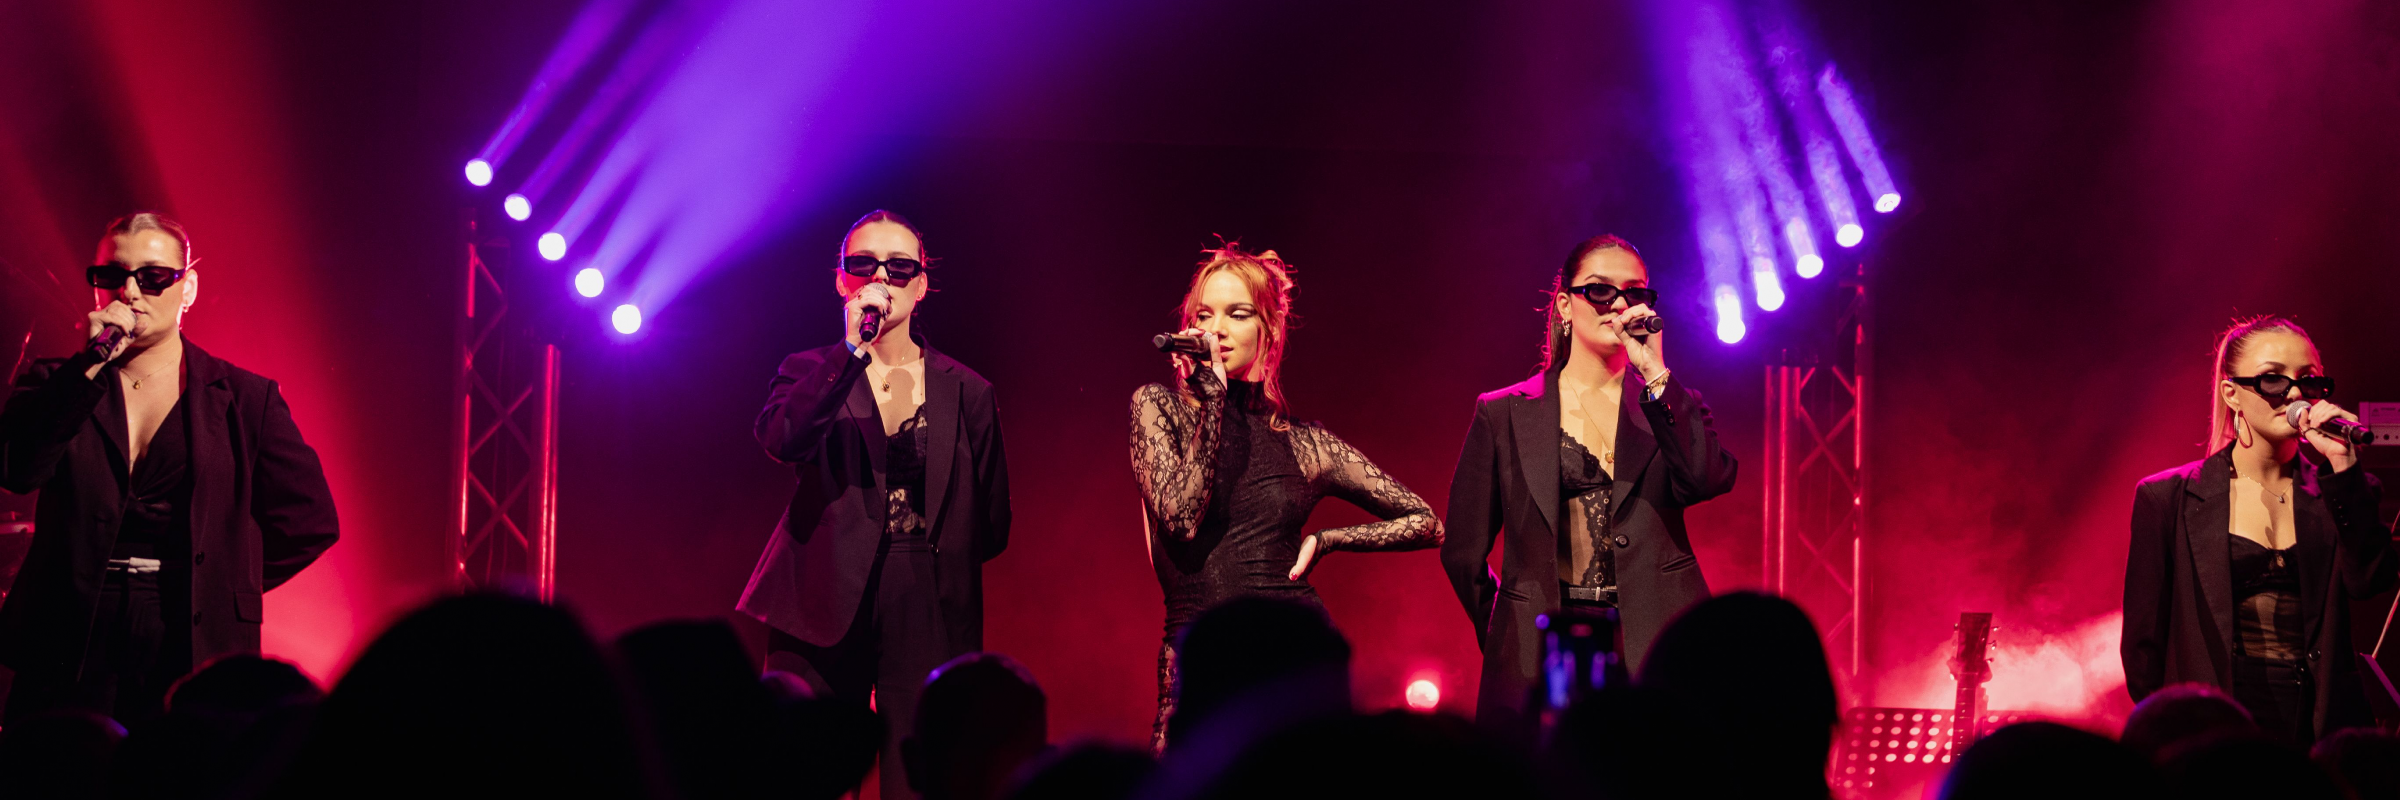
[2122,314,2395,745]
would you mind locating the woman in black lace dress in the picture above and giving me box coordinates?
[1128,244,1442,751]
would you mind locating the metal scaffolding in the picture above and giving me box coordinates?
[1763,267,1868,680]
[448,211,559,600]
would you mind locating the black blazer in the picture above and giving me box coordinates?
[0,338,340,675]
[2121,447,2395,738]
[1441,370,1737,738]
[737,338,1010,650]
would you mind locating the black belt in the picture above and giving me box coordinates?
[1563,585,1617,605]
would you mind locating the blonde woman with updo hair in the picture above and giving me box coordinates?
[2122,314,2394,745]
[1129,243,1442,752]
[0,212,339,727]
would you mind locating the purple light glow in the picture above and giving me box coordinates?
[473,0,645,177]
[1714,286,1746,344]
[1876,192,1902,213]
[504,194,532,221]
[1784,218,1823,278]
[538,232,567,261]
[1836,223,1863,247]
[1818,66,1902,216]
[463,159,492,187]
[611,304,642,334]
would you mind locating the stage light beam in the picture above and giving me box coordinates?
[504,194,532,221]
[464,159,493,187]
[574,268,604,298]
[538,232,567,261]
[1875,192,1902,213]
[612,304,642,334]
[1836,224,1864,248]
[1714,285,1746,344]
[1405,678,1441,711]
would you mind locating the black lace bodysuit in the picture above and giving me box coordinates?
[1558,433,1615,600]
[885,406,932,551]
[2229,534,2308,743]
[1130,373,1441,750]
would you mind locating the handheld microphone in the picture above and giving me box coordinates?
[1153,333,1209,358]
[2286,400,2374,446]
[858,308,883,344]
[1624,315,1664,342]
[86,324,126,362]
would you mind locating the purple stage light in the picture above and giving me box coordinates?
[1751,257,1786,311]
[504,194,532,221]
[1784,218,1823,278]
[1818,66,1902,215]
[1713,286,1746,344]
[475,0,644,175]
[538,232,567,261]
[464,159,492,187]
[1836,223,1864,248]
[574,267,604,297]
[611,304,642,334]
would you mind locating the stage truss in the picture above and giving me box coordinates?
[448,211,559,599]
[1764,269,1868,680]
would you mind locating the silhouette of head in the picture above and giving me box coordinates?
[1942,722,2158,800]
[2119,683,2256,761]
[905,652,1049,800]
[268,592,664,800]
[2160,732,2340,800]
[1636,591,1837,795]
[2312,728,2400,800]
[617,619,776,800]
[1003,741,1155,800]
[1169,597,1352,748]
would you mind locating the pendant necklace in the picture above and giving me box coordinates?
[125,359,173,391]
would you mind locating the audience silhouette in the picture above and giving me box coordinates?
[0,589,2385,800]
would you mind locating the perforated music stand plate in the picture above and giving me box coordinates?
[1833,707,2036,798]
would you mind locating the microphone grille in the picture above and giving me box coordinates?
[2285,400,2311,429]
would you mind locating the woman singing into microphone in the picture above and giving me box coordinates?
[1441,234,1738,742]
[739,210,1010,799]
[2122,315,2394,745]
[0,213,340,726]
[1129,244,1441,751]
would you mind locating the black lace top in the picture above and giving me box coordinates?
[884,405,932,552]
[1559,433,1615,592]
[2229,534,2304,664]
[1130,371,1442,750]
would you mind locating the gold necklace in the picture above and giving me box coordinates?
[124,358,174,391]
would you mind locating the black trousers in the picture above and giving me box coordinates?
[3,569,189,729]
[767,543,953,800]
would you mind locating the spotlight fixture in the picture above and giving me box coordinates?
[611,303,642,334]
[464,158,493,187]
[504,194,532,221]
[538,232,567,261]
[574,267,604,298]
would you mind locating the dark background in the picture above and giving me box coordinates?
[2,0,2396,749]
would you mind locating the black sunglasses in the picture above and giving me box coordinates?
[1565,283,1659,310]
[87,264,188,294]
[2230,372,2336,401]
[840,254,924,282]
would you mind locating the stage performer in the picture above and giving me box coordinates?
[2122,315,2394,745]
[0,212,339,727]
[1441,234,1738,743]
[740,210,1010,799]
[1129,243,1442,751]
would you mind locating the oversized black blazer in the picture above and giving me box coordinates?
[737,338,1010,651]
[0,338,339,676]
[1441,370,1737,738]
[2121,447,2395,739]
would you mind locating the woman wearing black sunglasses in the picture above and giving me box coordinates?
[1441,233,1738,744]
[739,209,1010,799]
[0,212,339,726]
[2122,314,2393,745]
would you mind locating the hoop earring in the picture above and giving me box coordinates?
[2236,410,2254,449]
